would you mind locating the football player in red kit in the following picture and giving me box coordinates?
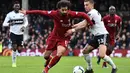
[20,0,93,73]
[97,6,122,68]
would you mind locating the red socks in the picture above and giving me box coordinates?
[102,62,107,68]
[47,56,61,69]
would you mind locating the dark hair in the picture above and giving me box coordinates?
[13,1,20,5]
[84,0,94,4]
[56,0,71,9]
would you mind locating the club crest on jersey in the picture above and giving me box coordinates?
[62,23,71,27]
[76,12,78,15]
[20,15,24,17]
[60,20,63,22]
[115,20,117,23]
[13,16,15,18]
[48,11,52,14]
[88,13,91,16]
[108,23,116,27]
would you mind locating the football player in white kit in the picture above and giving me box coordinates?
[65,0,117,73]
[2,1,28,67]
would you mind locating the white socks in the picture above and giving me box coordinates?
[103,55,116,69]
[84,54,116,69]
[84,54,92,70]
[12,51,17,64]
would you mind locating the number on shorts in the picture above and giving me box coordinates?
[98,38,104,44]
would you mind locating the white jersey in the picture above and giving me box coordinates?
[87,9,108,36]
[3,11,28,35]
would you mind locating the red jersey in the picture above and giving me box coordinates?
[103,14,122,45]
[26,10,93,40]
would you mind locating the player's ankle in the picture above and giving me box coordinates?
[46,65,50,70]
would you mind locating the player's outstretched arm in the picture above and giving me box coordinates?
[65,20,88,37]
[70,11,93,26]
[20,10,46,14]
[72,20,87,30]
[20,9,54,18]
[80,12,93,26]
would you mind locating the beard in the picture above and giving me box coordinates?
[61,13,67,16]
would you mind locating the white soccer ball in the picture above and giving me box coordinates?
[73,66,85,73]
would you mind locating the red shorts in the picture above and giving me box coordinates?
[46,38,69,51]
[109,38,115,46]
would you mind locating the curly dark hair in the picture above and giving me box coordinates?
[13,1,20,5]
[56,0,71,9]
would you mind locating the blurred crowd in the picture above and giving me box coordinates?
[0,0,130,50]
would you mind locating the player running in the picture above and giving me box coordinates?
[20,0,93,73]
[2,1,28,67]
[65,0,117,73]
[97,6,122,68]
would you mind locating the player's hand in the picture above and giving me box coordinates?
[65,29,75,37]
[19,9,26,14]
[116,34,120,40]
[20,26,25,32]
[72,24,78,28]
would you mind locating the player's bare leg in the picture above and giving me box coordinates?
[43,50,53,73]
[43,45,66,73]
[12,44,17,67]
[98,44,107,68]
[97,45,113,68]
[99,45,117,73]
[102,48,112,68]
[82,45,94,73]
[44,50,53,67]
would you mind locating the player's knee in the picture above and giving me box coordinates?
[44,52,50,60]
[12,44,17,51]
[98,53,105,58]
[82,45,94,54]
[56,52,64,57]
[82,49,89,54]
[18,46,22,53]
[44,55,50,60]
[82,48,92,54]
[44,50,53,60]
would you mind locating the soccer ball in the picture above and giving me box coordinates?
[73,66,85,73]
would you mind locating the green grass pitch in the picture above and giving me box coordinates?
[0,56,130,73]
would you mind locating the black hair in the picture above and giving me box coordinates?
[13,1,20,5]
[56,0,71,9]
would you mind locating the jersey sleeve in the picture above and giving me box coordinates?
[26,10,55,18]
[2,13,10,26]
[88,11,102,25]
[70,11,93,26]
[87,13,93,20]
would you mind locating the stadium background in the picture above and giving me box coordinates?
[0,0,130,73]
[0,0,130,57]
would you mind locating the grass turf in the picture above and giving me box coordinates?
[0,56,130,73]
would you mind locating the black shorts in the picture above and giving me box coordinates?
[88,34,109,49]
[10,32,23,46]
